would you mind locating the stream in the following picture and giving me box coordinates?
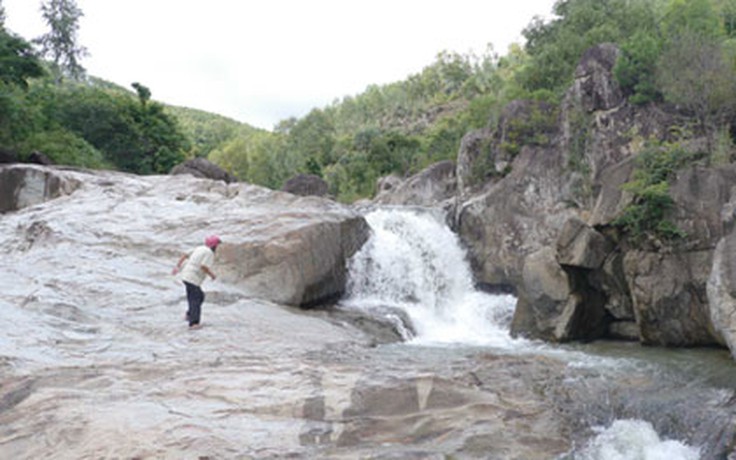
[339,208,736,459]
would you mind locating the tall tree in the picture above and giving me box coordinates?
[0,0,6,26]
[35,0,87,82]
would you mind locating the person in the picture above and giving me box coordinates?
[172,235,221,329]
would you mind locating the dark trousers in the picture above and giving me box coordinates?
[184,281,204,326]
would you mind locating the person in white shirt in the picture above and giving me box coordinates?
[172,235,221,329]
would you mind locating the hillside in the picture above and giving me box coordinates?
[4,0,736,204]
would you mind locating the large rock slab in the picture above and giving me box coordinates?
[708,183,736,356]
[1,165,368,308]
[0,164,81,213]
[218,205,369,307]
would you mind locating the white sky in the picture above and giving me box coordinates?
[4,1,557,130]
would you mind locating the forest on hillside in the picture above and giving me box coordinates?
[3,0,736,202]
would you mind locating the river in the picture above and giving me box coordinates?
[339,208,735,459]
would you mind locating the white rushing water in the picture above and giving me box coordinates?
[343,209,518,347]
[574,419,701,460]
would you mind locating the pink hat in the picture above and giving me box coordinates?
[205,235,221,248]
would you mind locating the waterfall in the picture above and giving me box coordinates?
[572,419,700,460]
[342,209,519,347]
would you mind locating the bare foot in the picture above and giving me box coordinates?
[189,324,202,330]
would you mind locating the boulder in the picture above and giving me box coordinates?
[0,164,80,213]
[570,43,624,112]
[592,250,635,321]
[455,127,493,198]
[375,174,403,195]
[624,250,719,346]
[511,248,573,341]
[282,173,329,197]
[512,246,610,342]
[556,217,612,269]
[0,148,18,164]
[170,157,236,183]
[28,151,54,166]
[373,160,457,209]
[218,207,369,307]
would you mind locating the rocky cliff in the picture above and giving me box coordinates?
[382,44,736,360]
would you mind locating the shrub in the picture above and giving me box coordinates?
[613,142,701,243]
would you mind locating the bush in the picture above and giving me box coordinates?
[20,128,106,168]
[613,142,700,243]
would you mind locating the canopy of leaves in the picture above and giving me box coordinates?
[0,31,44,90]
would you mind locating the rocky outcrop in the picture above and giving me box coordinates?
[0,164,81,213]
[570,43,623,112]
[281,173,329,197]
[449,43,736,354]
[458,143,577,287]
[373,160,457,211]
[1,165,368,308]
[170,157,236,183]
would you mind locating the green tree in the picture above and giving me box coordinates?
[0,25,45,149]
[614,31,663,104]
[286,109,335,176]
[35,0,87,82]
[0,28,45,89]
[663,0,724,39]
[127,89,189,174]
[131,82,151,107]
[208,134,252,180]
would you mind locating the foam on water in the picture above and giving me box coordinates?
[573,419,700,460]
[343,209,519,347]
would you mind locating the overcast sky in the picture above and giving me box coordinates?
[4,1,557,130]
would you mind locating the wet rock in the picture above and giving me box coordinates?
[170,157,236,183]
[608,320,639,341]
[282,173,329,197]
